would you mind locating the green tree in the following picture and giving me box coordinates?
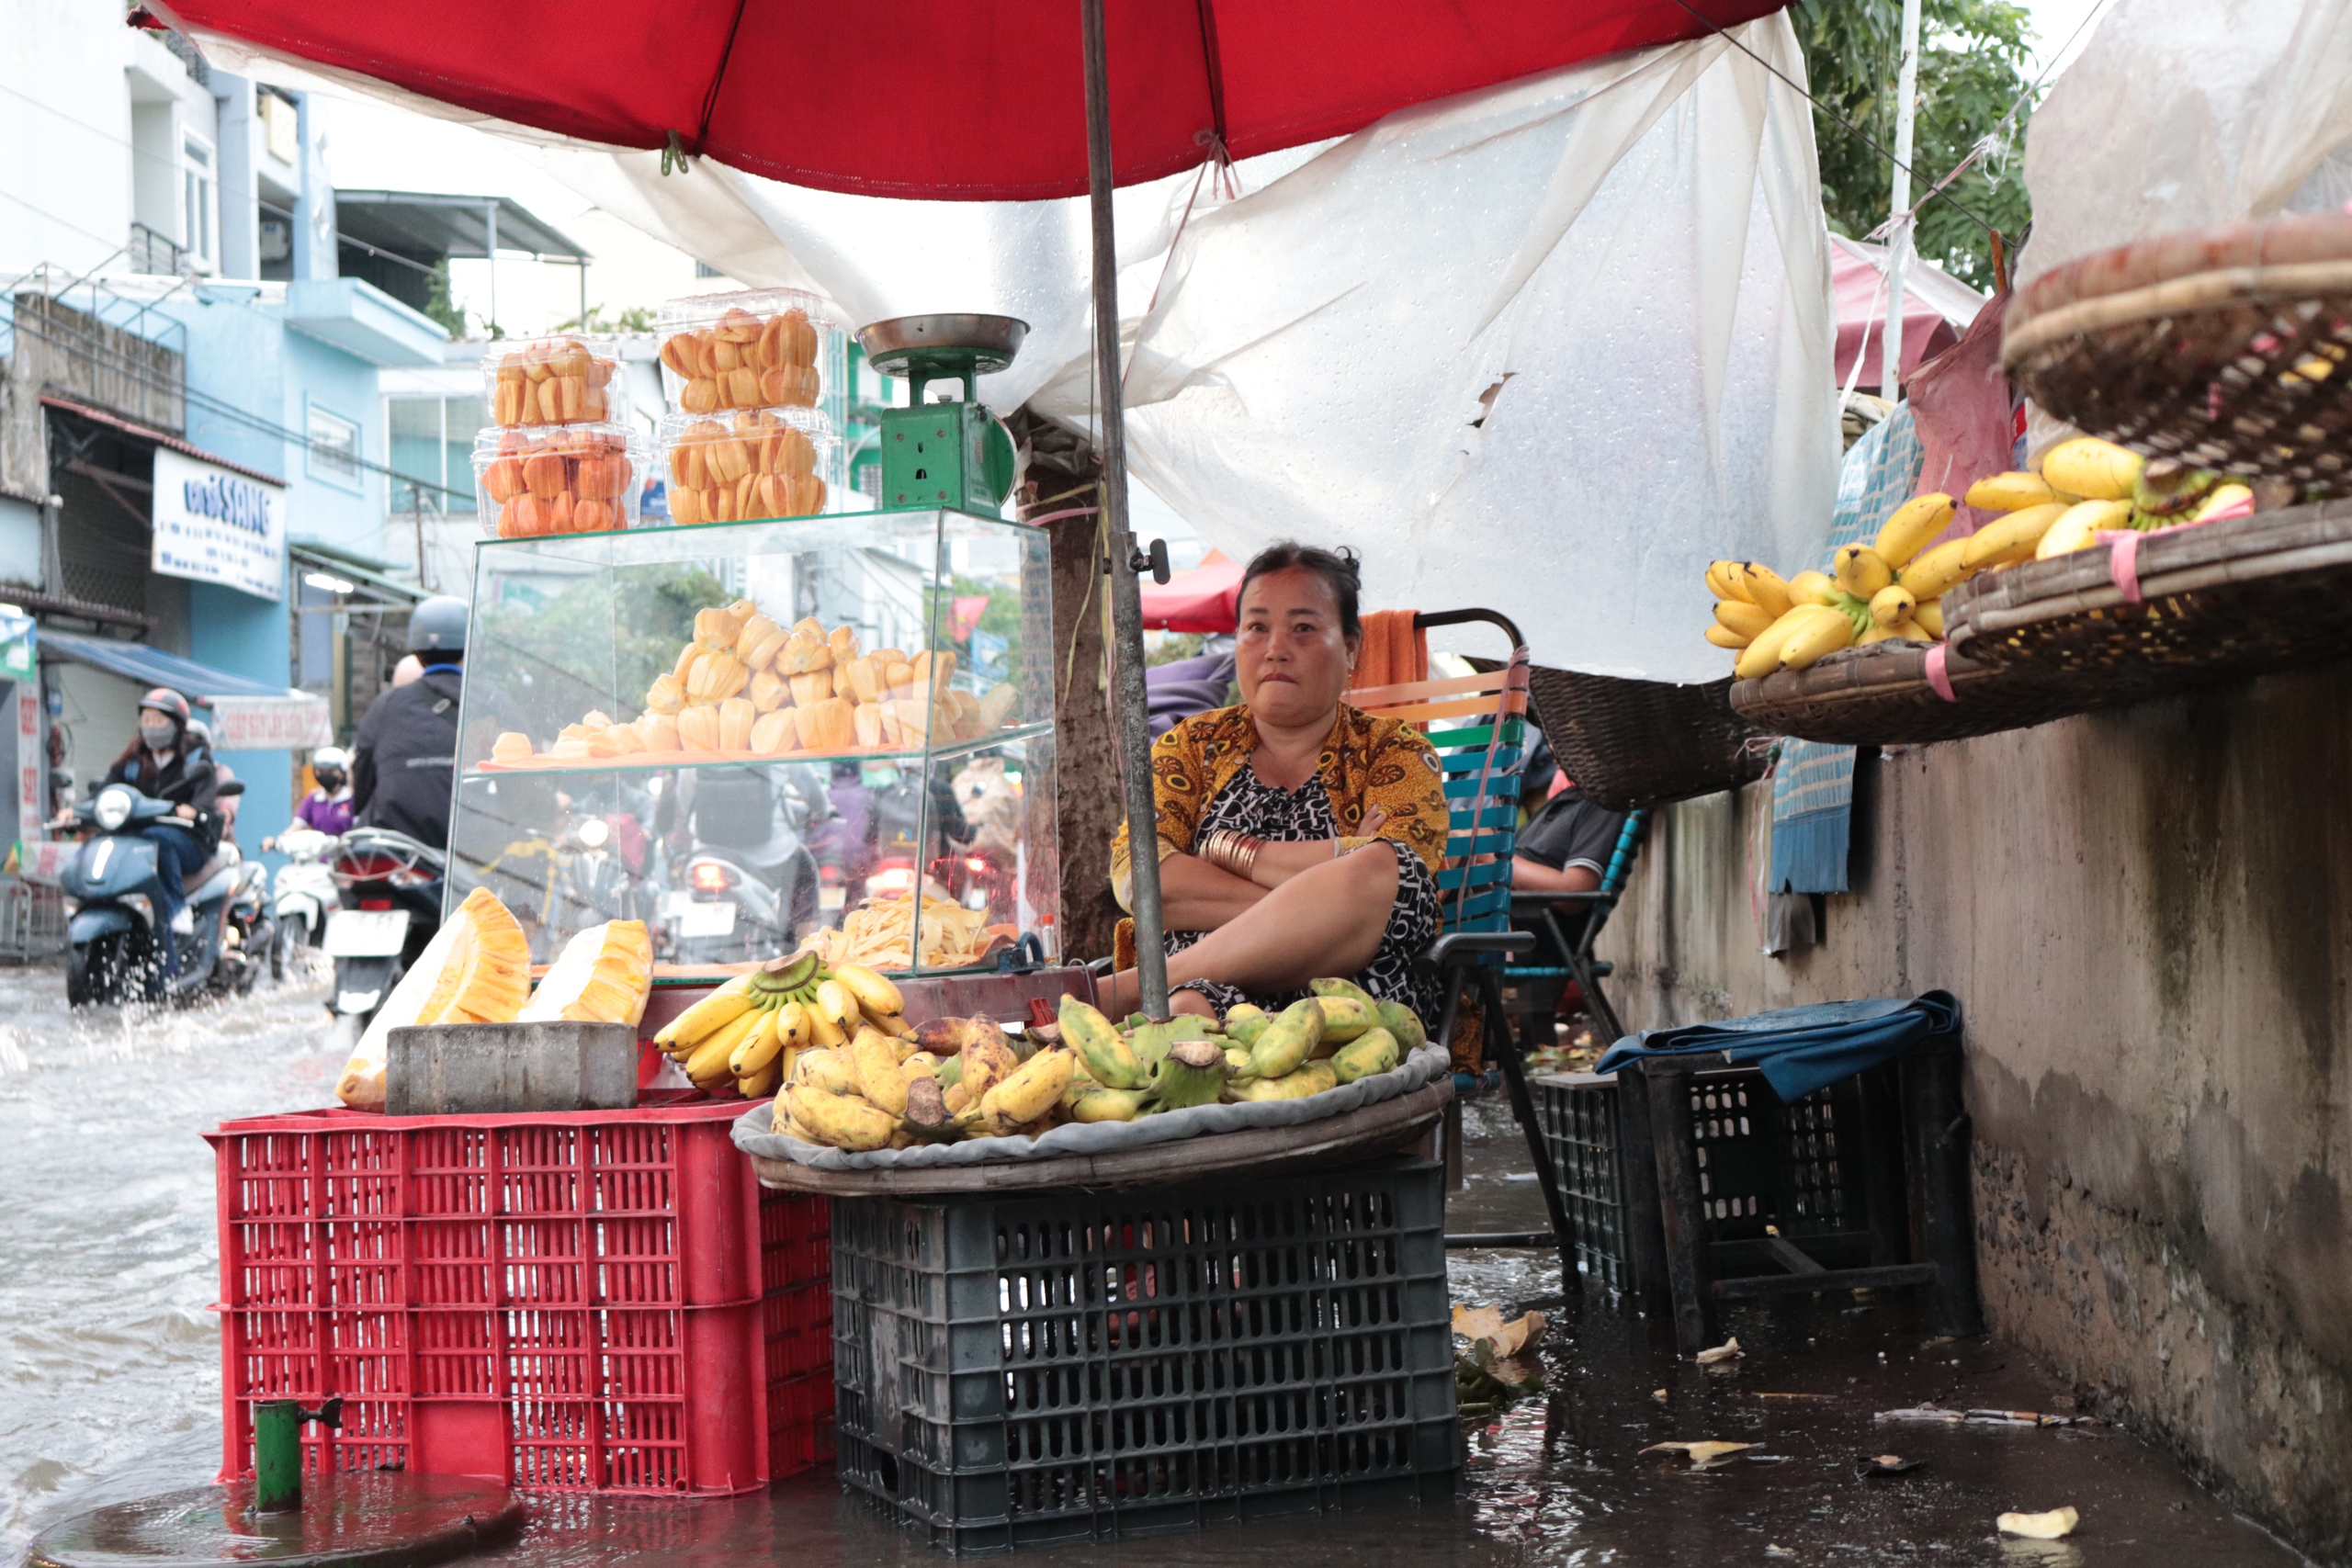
[477,563,726,720]
[1793,0,2038,292]
[422,260,469,339]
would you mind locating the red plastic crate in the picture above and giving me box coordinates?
[208,1096,831,1495]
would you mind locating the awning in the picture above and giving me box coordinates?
[1140,549,1243,633]
[41,629,333,750]
[41,395,285,487]
[289,541,429,604]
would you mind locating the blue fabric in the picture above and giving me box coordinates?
[1596,990,1961,1101]
[1768,405,1927,896]
[141,824,205,976]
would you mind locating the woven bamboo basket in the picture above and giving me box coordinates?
[1942,500,2352,689]
[1728,639,2097,746]
[2002,214,2352,491]
[1522,667,1767,810]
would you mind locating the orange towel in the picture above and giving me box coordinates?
[1349,610,1427,692]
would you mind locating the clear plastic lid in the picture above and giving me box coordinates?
[481,337,632,429]
[654,288,842,415]
[472,424,648,538]
[657,408,839,525]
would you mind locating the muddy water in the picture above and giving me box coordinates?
[0,959,340,1559]
[5,1033,2312,1567]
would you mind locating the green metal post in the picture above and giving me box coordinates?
[253,1400,303,1513]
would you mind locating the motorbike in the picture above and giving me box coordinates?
[59,778,257,1006]
[266,826,338,981]
[322,826,447,1053]
[661,766,820,964]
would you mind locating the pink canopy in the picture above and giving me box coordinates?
[1831,234,1985,389]
[1139,549,1243,633]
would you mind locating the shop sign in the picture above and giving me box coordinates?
[152,448,287,602]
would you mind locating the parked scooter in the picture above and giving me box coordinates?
[266,826,338,981]
[323,826,446,1054]
[59,778,254,1006]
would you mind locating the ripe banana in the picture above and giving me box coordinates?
[1867,585,1917,628]
[730,1009,785,1077]
[1734,563,1792,619]
[851,1028,911,1115]
[1872,493,1954,569]
[1893,537,1974,602]
[979,1048,1075,1134]
[813,978,860,1033]
[2036,500,2131,559]
[1911,600,1945,638]
[1964,471,2068,513]
[1778,606,1856,671]
[1705,624,1750,649]
[685,1006,766,1080]
[1070,1086,1152,1122]
[653,973,754,1047]
[2041,438,2143,502]
[1714,600,1775,639]
[1705,559,1747,601]
[1961,502,2070,570]
[1786,569,1839,607]
[831,962,903,1020]
[1058,995,1145,1089]
[1735,604,1840,680]
[1228,1062,1339,1101]
[792,1046,861,1097]
[2190,483,2253,523]
[739,1060,782,1100]
[1331,1027,1400,1084]
[1250,998,1326,1078]
[786,1085,898,1151]
[1833,545,1893,599]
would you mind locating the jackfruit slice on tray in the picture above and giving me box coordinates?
[519,919,653,1026]
[334,888,532,1110]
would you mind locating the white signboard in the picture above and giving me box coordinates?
[152,447,286,602]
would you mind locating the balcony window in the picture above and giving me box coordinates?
[307,403,360,486]
[388,395,484,517]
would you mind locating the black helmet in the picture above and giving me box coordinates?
[139,687,191,724]
[406,595,469,654]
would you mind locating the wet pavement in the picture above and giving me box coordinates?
[2,983,2312,1567]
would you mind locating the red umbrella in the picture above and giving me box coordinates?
[163,0,1786,200]
[1139,549,1243,633]
[169,0,1791,1013]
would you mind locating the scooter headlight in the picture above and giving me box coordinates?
[93,786,134,832]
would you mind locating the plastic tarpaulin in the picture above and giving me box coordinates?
[1139,549,1243,631]
[1596,991,1962,1102]
[199,15,1836,684]
[1830,233,1983,388]
[2018,0,2352,289]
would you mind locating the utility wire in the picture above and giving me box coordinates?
[1665,0,2001,241]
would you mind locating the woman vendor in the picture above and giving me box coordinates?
[1105,542,1446,1021]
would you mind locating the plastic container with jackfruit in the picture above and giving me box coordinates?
[482,336,630,428]
[473,425,646,539]
[655,288,842,415]
[660,408,837,525]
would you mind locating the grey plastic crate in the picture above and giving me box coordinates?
[1532,1073,1634,1297]
[831,1156,1460,1555]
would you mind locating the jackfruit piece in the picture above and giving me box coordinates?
[520,919,653,1027]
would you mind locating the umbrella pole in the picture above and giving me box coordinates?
[1080,0,1170,1020]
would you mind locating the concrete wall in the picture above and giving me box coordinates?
[1601,664,2352,1561]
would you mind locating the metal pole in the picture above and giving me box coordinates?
[484,202,499,334]
[253,1400,302,1512]
[1080,0,1168,1020]
[1880,0,1922,396]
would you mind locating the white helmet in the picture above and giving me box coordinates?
[311,746,352,772]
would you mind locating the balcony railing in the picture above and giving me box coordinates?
[0,263,189,434]
[125,222,189,278]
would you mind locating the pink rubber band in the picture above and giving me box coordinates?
[1924,642,1957,702]
[2106,530,2144,604]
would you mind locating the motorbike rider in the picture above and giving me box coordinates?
[95,688,220,975]
[266,747,355,848]
[352,597,466,851]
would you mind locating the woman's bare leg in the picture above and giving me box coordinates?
[1102,848,1397,1014]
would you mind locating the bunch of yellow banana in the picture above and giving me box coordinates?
[1968,440,2251,562]
[652,952,909,1100]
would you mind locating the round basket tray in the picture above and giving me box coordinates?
[2002,213,2352,490]
[744,1077,1451,1195]
[1943,499,2352,691]
[1728,639,2097,746]
[1524,666,1767,810]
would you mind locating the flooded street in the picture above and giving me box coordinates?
[0,1008,2312,1567]
[0,958,340,1560]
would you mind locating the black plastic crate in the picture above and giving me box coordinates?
[831,1156,1459,1554]
[1533,1067,1874,1296]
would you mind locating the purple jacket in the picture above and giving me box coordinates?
[296,790,355,837]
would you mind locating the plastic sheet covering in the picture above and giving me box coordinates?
[198,17,1835,683]
[732,1044,1449,1170]
[2016,0,2352,290]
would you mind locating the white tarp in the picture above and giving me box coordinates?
[2018,0,2352,289]
[204,17,1837,683]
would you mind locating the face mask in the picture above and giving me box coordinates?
[140,722,175,750]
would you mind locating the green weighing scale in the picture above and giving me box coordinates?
[857,313,1025,513]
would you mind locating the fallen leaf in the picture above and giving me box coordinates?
[1453,1303,1505,1342]
[1487,1310,1546,1359]
[1642,1440,1758,1466]
[1651,1388,1670,1404]
[1996,1507,2079,1540]
[1695,1336,1743,1365]
[1858,1453,1925,1477]
[1488,1355,1542,1389]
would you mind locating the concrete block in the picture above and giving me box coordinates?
[386,1022,639,1115]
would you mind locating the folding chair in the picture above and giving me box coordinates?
[1501,808,1648,1051]
[1345,611,1569,1258]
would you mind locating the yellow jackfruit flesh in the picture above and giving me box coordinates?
[520,919,653,1026]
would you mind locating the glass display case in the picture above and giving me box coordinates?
[449,508,1057,976]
